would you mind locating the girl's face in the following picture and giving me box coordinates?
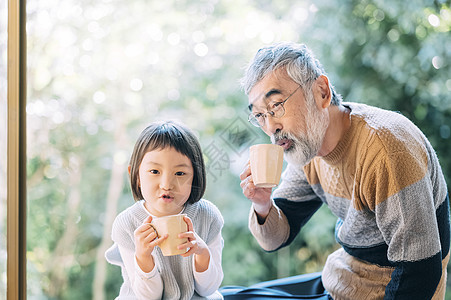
[138,147,194,217]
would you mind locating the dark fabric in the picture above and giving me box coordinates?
[384,251,442,300]
[220,272,332,299]
[437,194,450,258]
[341,241,391,266]
[273,198,323,251]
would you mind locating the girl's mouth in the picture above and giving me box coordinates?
[160,194,174,202]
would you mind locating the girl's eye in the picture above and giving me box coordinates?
[175,171,185,176]
[149,169,159,174]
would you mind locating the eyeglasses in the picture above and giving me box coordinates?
[248,85,301,128]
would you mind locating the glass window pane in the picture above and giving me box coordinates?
[24,0,451,298]
[24,0,304,297]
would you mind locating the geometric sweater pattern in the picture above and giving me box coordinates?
[252,102,450,300]
[107,199,224,300]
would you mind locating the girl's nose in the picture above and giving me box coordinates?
[159,174,174,190]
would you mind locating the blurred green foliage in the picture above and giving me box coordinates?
[0,0,449,298]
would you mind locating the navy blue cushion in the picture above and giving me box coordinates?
[220,272,332,299]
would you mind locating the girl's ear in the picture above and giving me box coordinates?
[129,165,140,187]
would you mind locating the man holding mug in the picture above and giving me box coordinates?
[239,42,449,299]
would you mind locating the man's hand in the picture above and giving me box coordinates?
[240,160,273,222]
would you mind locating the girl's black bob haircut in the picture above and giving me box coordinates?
[129,120,206,205]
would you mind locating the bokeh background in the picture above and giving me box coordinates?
[0,0,450,299]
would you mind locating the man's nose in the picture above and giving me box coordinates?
[263,115,282,136]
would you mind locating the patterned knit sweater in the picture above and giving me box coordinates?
[249,102,450,300]
[107,199,224,300]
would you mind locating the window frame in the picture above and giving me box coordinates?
[7,0,27,299]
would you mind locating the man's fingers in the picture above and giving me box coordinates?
[240,174,254,188]
[241,175,257,199]
[239,161,251,180]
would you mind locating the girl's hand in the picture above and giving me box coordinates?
[134,215,168,273]
[178,216,210,272]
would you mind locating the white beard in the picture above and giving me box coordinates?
[272,92,329,166]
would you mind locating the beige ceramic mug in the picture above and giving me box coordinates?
[151,214,188,256]
[249,144,284,188]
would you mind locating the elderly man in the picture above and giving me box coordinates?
[239,42,449,299]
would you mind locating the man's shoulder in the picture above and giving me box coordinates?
[345,102,418,131]
[345,102,426,152]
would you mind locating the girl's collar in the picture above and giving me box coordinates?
[139,199,187,218]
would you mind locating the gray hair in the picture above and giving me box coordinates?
[240,42,342,105]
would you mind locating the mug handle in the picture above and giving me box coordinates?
[148,224,160,238]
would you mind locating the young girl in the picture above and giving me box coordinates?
[105,121,224,300]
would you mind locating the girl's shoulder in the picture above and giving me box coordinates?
[111,201,148,245]
[114,201,146,223]
[187,199,224,225]
[197,198,223,216]
[188,199,224,243]
[197,198,221,211]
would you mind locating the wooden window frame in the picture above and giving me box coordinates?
[7,0,27,299]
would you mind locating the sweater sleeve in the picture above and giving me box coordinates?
[249,164,323,251]
[192,200,225,296]
[248,202,291,251]
[365,150,443,300]
[193,233,224,296]
[119,245,164,300]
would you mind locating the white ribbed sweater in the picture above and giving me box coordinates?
[106,199,224,300]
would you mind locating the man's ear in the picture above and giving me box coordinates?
[314,75,332,109]
[128,165,131,175]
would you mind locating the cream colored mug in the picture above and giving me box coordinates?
[249,144,284,188]
[150,214,188,256]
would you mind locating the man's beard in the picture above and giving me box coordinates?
[272,91,328,166]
